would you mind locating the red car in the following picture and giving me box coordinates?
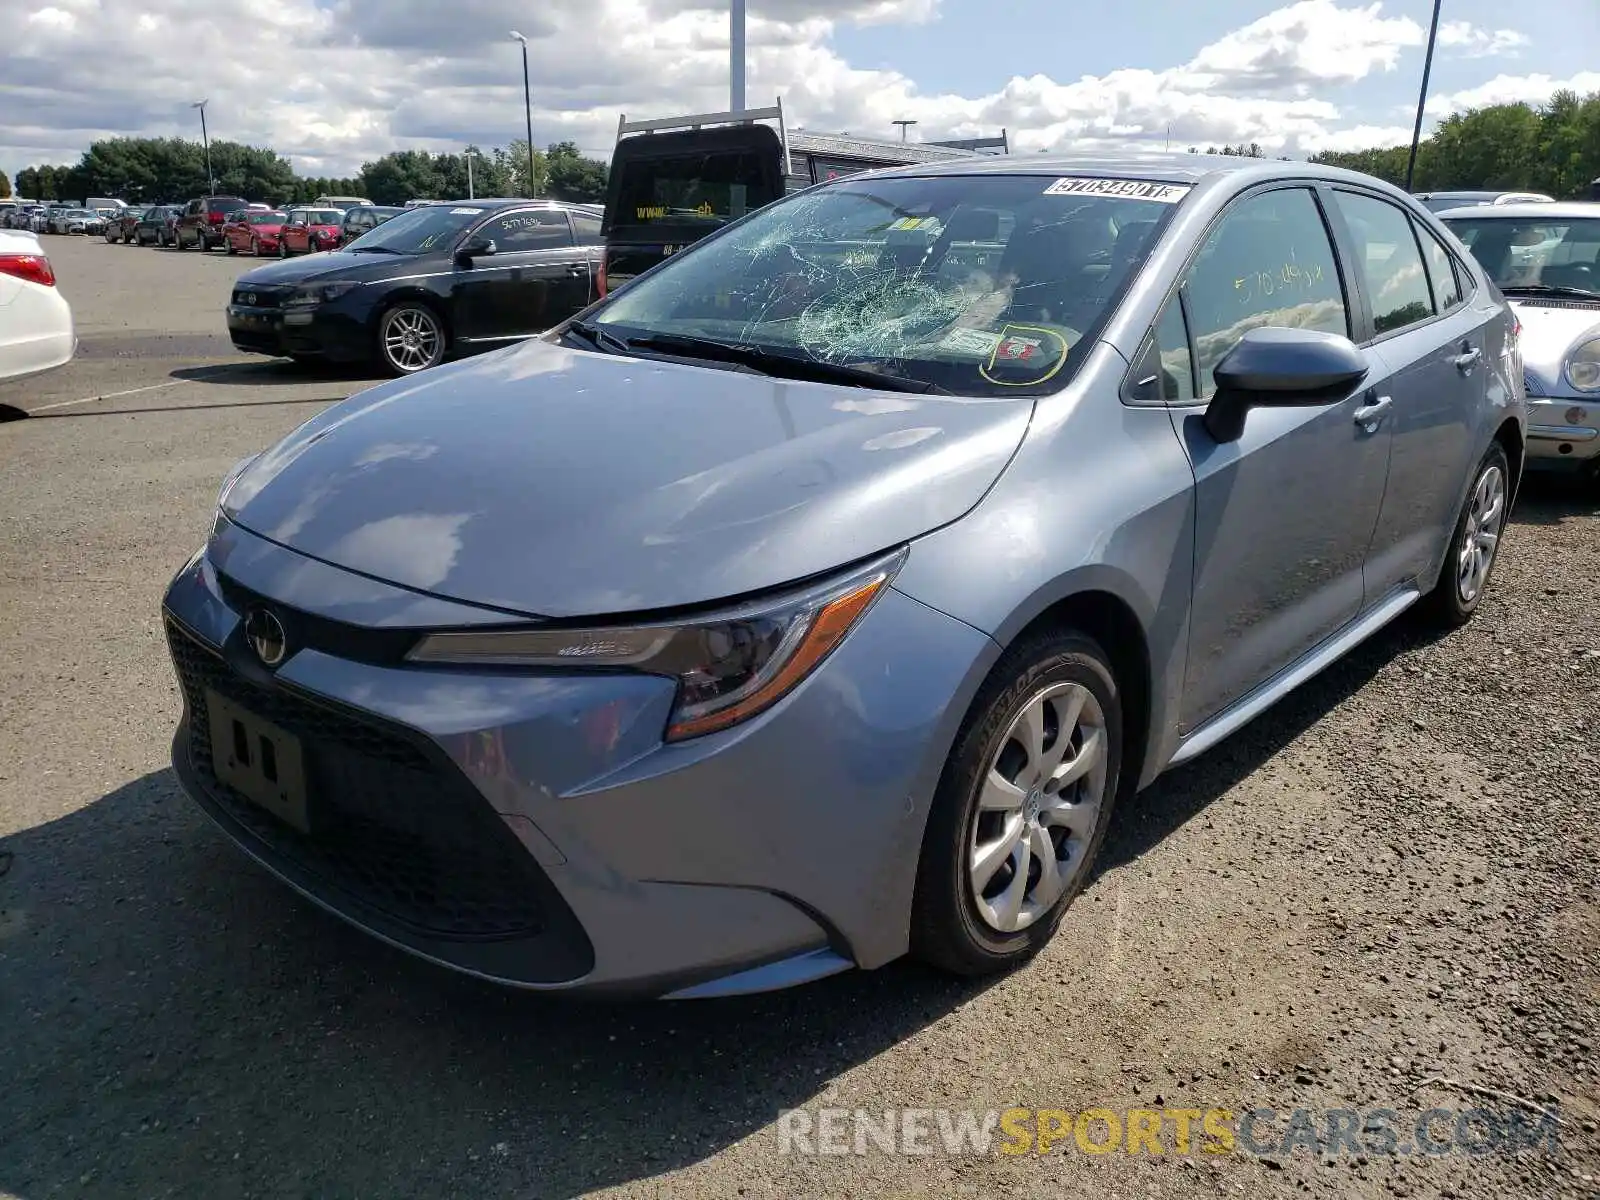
[277,208,345,256]
[222,209,289,257]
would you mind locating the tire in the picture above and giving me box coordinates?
[225,237,236,256]
[911,629,1123,977]
[277,240,288,258]
[1421,441,1511,628]
[376,303,447,376]
[250,237,261,257]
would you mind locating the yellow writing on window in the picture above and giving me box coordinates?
[1234,257,1325,305]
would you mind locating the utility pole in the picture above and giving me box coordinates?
[893,119,917,142]
[731,0,745,111]
[509,32,537,197]
[1405,0,1444,192]
[191,100,215,194]
[465,148,478,199]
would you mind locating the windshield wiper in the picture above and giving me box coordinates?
[621,332,949,393]
[347,245,406,254]
[1501,284,1600,300]
[565,319,632,354]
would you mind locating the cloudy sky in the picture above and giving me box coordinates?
[4,0,1597,179]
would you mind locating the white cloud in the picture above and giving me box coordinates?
[1427,71,1600,116]
[1437,20,1529,59]
[0,0,1565,180]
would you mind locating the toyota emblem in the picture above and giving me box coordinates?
[244,608,288,667]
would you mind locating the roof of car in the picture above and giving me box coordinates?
[863,151,1396,189]
[1436,201,1600,219]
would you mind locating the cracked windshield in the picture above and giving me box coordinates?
[591,175,1184,395]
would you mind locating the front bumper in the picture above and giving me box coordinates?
[161,521,997,997]
[226,300,370,362]
[1525,396,1600,463]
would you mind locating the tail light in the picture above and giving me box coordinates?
[596,250,608,298]
[0,253,56,287]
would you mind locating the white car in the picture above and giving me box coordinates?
[1441,201,1600,476]
[0,229,76,383]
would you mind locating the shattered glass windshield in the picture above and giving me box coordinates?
[588,174,1185,396]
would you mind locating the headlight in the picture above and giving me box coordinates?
[408,549,906,741]
[286,281,361,307]
[1564,336,1600,392]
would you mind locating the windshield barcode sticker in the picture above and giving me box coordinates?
[1043,178,1191,203]
[940,327,1004,357]
[450,207,484,215]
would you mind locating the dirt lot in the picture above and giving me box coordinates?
[1,234,1597,1200]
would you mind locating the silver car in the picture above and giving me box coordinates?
[162,154,1524,998]
[1441,201,1600,477]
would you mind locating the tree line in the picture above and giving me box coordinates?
[5,137,609,208]
[1310,90,1600,197]
[8,91,1597,208]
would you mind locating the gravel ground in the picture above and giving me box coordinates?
[0,235,1596,1200]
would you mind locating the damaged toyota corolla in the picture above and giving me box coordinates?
[162,154,1523,998]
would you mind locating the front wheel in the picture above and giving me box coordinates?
[911,629,1123,977]
[277,240,288,258]
[225,237,236,256]
[1421,442,1510,628]
[376,303,447,376]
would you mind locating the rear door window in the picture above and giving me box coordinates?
[479,209,574,251]
[614,151,772,228]
[1417,223,1465,312]
[1329,190,1435,336]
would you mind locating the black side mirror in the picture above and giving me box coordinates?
[1204,327,1368,443]
[456,237,496,264]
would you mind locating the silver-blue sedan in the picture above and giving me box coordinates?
[1441,201,1600,477]
[162,152,1525,998]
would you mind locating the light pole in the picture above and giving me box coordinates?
[1405,0,1444,192]
[464,148,479,199]
[893,119,917,142]
[730,0,745,112]
[509,32,537,197]
[191,100,215,194]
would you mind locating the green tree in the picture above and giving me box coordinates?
[360,150,445,205]
[1311,90,1600,198]
[545,140,608,202]
[0,172,10,200]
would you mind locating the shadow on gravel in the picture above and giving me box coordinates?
[171,361,381,388]
[0,769,995,1199]
[1098,599,1449,878]
[1508,471,1600,526]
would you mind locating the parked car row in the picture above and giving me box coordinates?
[3,204,109,235]
[96,197,405,256]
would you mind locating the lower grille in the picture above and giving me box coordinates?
[166,618,551,942]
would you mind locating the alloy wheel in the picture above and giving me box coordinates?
[969,681,1108,933]
[380,307,444,373]
[1457,463,1505,605]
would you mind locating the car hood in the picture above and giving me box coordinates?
[222,339,1034,618]
[233,250,427,287]
[1510,300,1600,374]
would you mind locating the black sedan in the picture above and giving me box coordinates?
[225,198,602,375]
[135,205,183,246]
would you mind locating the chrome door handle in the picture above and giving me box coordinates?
[1451,345,1482,371]
[1353,394,1392,430]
